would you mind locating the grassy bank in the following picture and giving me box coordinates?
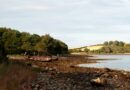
[0,62,36,90]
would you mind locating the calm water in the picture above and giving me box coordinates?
[78,55,130,71]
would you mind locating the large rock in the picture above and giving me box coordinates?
[90,77,107,86]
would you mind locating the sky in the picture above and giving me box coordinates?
[0,0,130,48]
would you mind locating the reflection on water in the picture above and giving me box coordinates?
[79,55,130,71]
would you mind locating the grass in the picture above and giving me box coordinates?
[0,61,36,90]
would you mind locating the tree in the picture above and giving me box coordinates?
[30,34,40,51]
[57,40,68,54]
[2,30,21,54]
[113,41,119,46]
[119,41,125,47]
[109,41,113,46]
[100,47,112,53]
[40,34,54,55]
[35,42,45,55]
[84,48,89,54]
[104,41,109,46]
[0,27,69,56]
[20,32,33,55]
[35,35,68,55]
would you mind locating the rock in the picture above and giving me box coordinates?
[114,75,118,79]
[31,83,35,88]
[32,65,39,68]
[49,68,54,71]
[102,73,109,78]
[33,87,38,90]
[103,68,111,72]
[70,65,76,68]
[35,84,40,88]
[45,67,49,70]
[90,77,107,86]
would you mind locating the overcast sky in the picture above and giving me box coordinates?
[0,0,130,48]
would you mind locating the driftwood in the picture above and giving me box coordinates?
[29,56,58,62]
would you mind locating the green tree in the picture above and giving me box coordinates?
[20,32,32,55]
[0,27,68,56]
[104,41,109,46]
[119,41,125,47]
[100,47,112,53]
[113,41,119,46]
[57,40,68,54]
[35,35,68,55]
[84,48,89,54]
[35,42,45,55]
[2,30,21,54]
[109,41,113,46]
[40,34,54,55]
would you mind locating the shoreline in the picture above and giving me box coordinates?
[11,55,130,90]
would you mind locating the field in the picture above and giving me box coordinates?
[87,45,104,51]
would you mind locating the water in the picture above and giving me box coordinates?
[78,55,130,71]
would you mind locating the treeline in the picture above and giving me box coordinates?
[91,41,130,54]
[70,41,130,54]
[0,27,68,56]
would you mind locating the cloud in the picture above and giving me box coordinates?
[10,6,49,11]
[0,0,130,47]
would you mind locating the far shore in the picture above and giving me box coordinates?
[71,53,130,57]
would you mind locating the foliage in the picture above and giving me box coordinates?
[0,27,68,55]
[84,48,89,54]
[0,31,8,63]
[71,40,130,54]
[92,41,130,54]
[104,41,125,47]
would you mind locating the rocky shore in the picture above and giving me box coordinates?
[29,68,130,90]
[14,55,130,90]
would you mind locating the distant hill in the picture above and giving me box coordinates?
[70,41,130,54]
[70,44,103,52]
